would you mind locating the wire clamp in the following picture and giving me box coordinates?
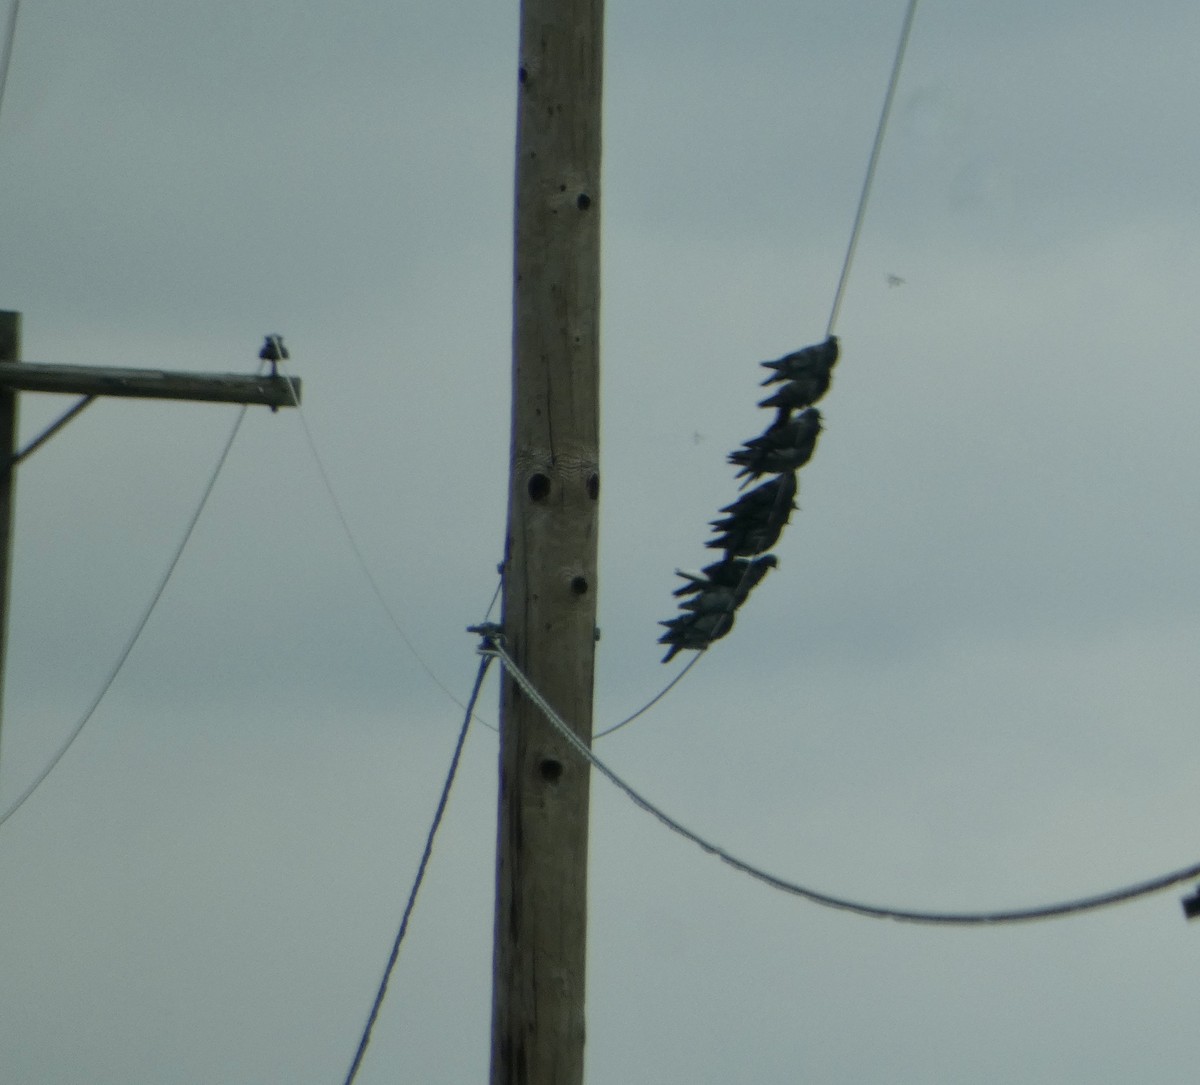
[468,622,505,655]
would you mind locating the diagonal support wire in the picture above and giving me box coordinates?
[341,645,493,1085]
[11,395,95,465]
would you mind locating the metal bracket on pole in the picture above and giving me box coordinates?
[11,395,96,465]
[468,622,505,654]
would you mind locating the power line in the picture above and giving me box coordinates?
[275,372,506,1073]
[260,4,918,748]
[826,0,919,337]
[266,356,714,755]
[608,3,921,741]
[594,652,703,739]
[486,636,1200,925]
[0,400,251,830]
[272,0,915,753]
[342,650,492,1085]
[0,0,20,130]
[282,379,502,729]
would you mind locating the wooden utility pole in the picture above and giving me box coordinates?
[0,310,301,762]
[491,0,603,1082]
[0,311,20,759]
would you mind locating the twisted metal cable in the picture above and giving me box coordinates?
[488,639,1200,925]
[342,651,492,1085]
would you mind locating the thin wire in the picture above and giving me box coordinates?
[0,0,20,128]
[342,651,492,1085]
[609,5,920,739]
[0,401,251,830]
[484,574,502,621]
[825,0,919,337]
[595,652,704,739]
[489,640,1200,925]
[282,380,500,729]
[602,488,792,741]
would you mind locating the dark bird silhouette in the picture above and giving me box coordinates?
[678,584,742,615]
[728,408,822,484]
[709,508,791,536]
[676,556,778,617]
[758,369,832,425]
[259,334,289,376]
[759,335,839,387]
[673,554,778,598]
[718,472,797,525]
[706,518,784,556]
[658,608,735,662]
[708,483,794,551]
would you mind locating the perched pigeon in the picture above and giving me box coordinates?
[708,500,796,536]
[758,368,832,425]
[672,554,778,598]
[718,472,798,527]
[259,334,289,375]
[728,408,822,484]
[736,409,821,455]
[658,609,735,662]
[678,584,742,615]
[706,518,784,557]
[759,335,838,387]
[707,506,793,548]
[677,554,778,614]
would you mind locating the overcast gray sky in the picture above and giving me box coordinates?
[2,1,1199,1082]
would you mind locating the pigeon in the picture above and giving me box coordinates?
[709,508,792,536]
[728,408,822,484]
[658,609,735,662]
[661,556,777,659]
[259,334,289,376]
[678,584,742,615]
[672,554,778,598]
[677,554,778,613]
[718,472,798,527]
[759,335,838,387]
[707,500,794,548]
[710,471,797,555]
[706,518,784,557]
[757,369,832,425]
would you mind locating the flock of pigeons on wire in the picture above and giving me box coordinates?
[659,335,839,662]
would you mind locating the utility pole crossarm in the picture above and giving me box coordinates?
[0,361,301,408]
[0,311,307,769]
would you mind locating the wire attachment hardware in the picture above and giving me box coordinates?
[468,622,505,654]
